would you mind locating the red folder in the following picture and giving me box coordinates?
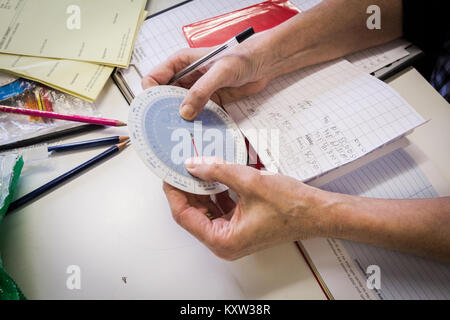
[182,0,301,48]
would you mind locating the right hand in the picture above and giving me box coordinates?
[142,34,275,120]
[162,157,336,260]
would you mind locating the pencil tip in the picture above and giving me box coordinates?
[119,136,130,142]
[116,121,127,127]
[117,139,130,151]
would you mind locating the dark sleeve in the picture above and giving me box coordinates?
[402,0,450,80]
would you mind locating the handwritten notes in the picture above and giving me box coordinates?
[224,59,425,181]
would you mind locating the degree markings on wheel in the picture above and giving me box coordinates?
[128,86,247,195]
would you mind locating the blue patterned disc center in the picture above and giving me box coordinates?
[143,96,235,179]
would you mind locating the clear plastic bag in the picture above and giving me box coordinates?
[0,154,22,215]
[0,79,98,145]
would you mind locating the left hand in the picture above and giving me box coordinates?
[141,36,275,120]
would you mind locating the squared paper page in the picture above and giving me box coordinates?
[120,0,264,97]
[118,0,341,97]
[301,149,450,300]
[293,0,322,10]
[224,59,425,182]
[119,0,321,97]
[346,39,411,74]
[118,0,411,97]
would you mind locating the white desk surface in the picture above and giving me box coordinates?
[1,66,448,299]
[0,0,449,299]
[0,75,326,299]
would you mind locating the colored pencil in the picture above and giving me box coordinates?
[48,136,129,152]
[0,124,104,152]
[24,91,40,122]
[42,88,54,112]
[0,105,127,127]
[6,140,130,214]
[35,88,50,123]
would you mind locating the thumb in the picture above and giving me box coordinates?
[185,157,258,194]
[179,62,233,120]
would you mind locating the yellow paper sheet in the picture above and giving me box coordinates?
[0,54,113,102]
[0,0,146,68]
[0,9,148,102]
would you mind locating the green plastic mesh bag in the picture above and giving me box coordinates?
[0,154,26,300]
[0,256,26,300]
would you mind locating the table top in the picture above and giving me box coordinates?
[387,68,450,187]
[1,0,449,297]
[1,63,448,299]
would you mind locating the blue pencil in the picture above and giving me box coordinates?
[6,140,129,214]
[48,136,129,152]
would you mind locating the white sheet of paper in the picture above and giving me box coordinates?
[346,39,411,74]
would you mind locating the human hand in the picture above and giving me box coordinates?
[142,34,275,120]
[162,157,337,260]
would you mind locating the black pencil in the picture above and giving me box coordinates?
[48,136,129,153]
[6,140,129,214]
[0,124,104,152]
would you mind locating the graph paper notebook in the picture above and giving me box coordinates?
[224,58,425,181]
[301,148,450,300]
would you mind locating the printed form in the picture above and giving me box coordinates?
[0,0,146,67]
[0,54,113,102]
[0,2,148,101]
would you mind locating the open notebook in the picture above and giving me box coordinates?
[301,148,450,300]
[112,0,448,299]
[224,58,425,181]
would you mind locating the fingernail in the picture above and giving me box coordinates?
[180,104,196,120]
[185,157,204,169]
[185,157,196,169]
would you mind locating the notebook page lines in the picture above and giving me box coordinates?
[225,59,425,182]
[321,149,450,300]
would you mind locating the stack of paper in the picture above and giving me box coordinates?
[0,0,147,101]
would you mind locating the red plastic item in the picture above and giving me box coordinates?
[182,0,301,48]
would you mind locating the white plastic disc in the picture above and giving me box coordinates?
[128,86,247,194]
